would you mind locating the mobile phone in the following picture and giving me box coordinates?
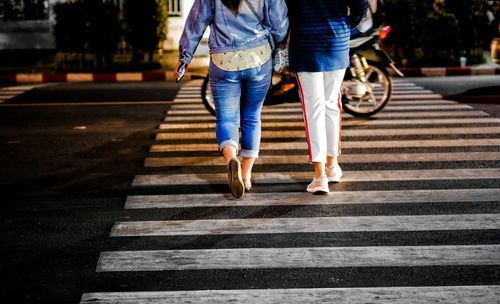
[176,62,187,83]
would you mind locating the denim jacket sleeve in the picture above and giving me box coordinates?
[178,0,214,65]
[266,0,289,46]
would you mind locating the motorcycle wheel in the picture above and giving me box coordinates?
[201,74,216,116]
[342,61,393,117]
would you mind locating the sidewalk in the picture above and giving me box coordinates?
[0,52,210,84]
[400,52,500,77]
[0,51,498,84]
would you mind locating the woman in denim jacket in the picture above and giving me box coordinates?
[173,0,288,198]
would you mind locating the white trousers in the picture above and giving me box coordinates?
[296,69,346,163]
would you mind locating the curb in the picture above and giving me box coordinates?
[0,71,199,84]
[0,67,498,84]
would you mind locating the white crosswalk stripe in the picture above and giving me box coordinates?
[0,84,49,103]
[124,189,500,209]
[158,117,500,128]
[81,286,500,304]
[132,169,500,186]
[151,138,500,152]
[155,127,500,140]
[166,104,472,115]
[96,245,500,272]
[81,79,500,303]
[111,214,500,237]
[163,110,491,122]
[144,152,500,167]
[169,100,465,110]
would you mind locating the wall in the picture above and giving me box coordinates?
[0,0,60,50]
[164,0,209,55]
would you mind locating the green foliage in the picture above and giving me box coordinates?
[54,0,168,68]
[383,0,487,66]
[53,0,121,68]
[84,0,121,56]
[156,0,169,44]
[53,2,86,53]
[123,0,168,62]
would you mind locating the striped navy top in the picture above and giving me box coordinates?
[287,0,368,72]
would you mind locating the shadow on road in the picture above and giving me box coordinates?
[445,86,500,103]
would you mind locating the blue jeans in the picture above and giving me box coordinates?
[209,59,272,158]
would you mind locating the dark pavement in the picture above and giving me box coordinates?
[0,78,499,303]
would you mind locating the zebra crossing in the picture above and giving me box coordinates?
[0,84,49,104]
[80,79,500,303]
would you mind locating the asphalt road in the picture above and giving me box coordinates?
[0,82,182,303]
[0,77,499,303]
[410,75,500,117]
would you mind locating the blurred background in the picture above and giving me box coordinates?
[0,0,498,73]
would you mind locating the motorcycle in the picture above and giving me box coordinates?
[201,25,403,118]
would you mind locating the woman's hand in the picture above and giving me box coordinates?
[173,61,188,80]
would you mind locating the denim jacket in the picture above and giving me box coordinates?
[179,0,289,65]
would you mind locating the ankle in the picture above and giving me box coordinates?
[222,146,238,164]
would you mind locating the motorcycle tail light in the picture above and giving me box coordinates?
[379,26,392,41]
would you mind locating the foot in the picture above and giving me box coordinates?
[227,158,245,199]
[306,176,329,194]
[326,164,343,183]
[243,178,252,192]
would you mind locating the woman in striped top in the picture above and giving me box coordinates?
[287,0,368,194]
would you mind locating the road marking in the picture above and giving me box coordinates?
[370,110,490,118]
[171,99,204,103]
[368,100,455,105]
[81,79,500,300]
[168,100,460,110]
[177,87,202,92]
[0,84,52,104]
[1,85,40,91]
[112,214,500,237]
[368,94,444,100]
[132,169,500,186]
[125,189,500,209]
[80,286,500,304]
[150,138,500,152]
[145,152,500,167]
[0,101,175,107]
[96,244,500,272]
[183,97,430,107]
[163,111,491,122]
[0,88,21,93]
[166,104,471,115]
[174,94,202,98]
[158,118,500,130]
[155,127,500,141]
[391,90,437,94]
[384,104,472,110]
[0,95,16,103]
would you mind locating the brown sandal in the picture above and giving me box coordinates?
[228,158,244,198]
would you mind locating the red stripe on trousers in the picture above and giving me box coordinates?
[295,74,313,163]
[337,90,343,156]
